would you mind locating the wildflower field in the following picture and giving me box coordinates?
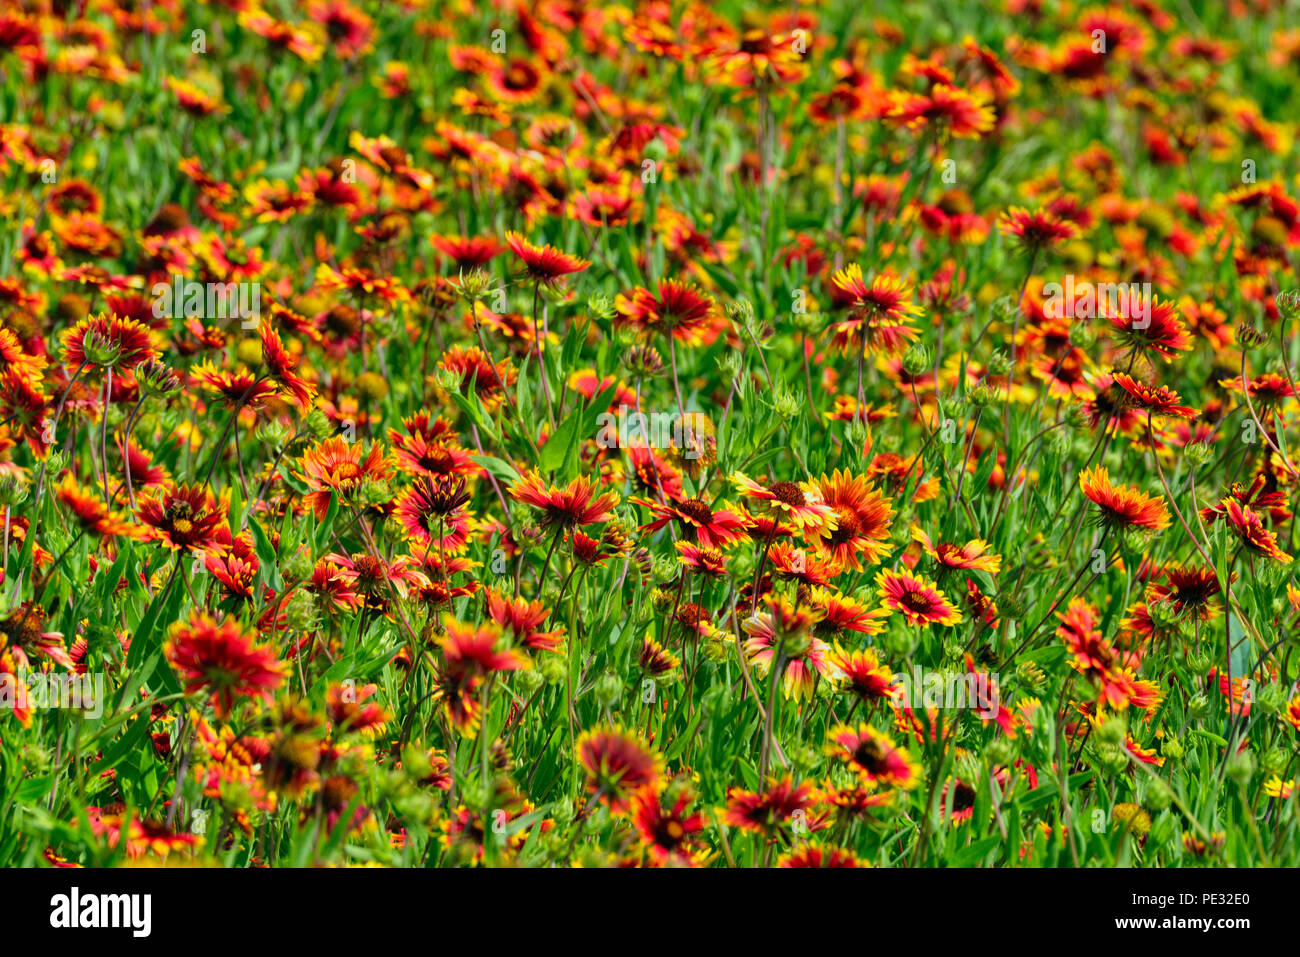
[1,0,1299,872]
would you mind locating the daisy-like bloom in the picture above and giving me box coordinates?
[1144,563,1223,621]
[742,594,833,701]
[910,525,1002,573]
[0,603,72,671]
[827,645,898,704]
[439,613,530,681]
[55,475,140,540]
[393,475,472,552]
[1107,295,1192,362]
[674,541,728,577]
[813,476,897,572]
[306,0,374,59]
[86,809,204,860]
[631,496,749,549]
[826,724,921,790]
[314,263,409,304]
[875,569,963,627]
[731,472,838,535]
[505,231,591,285]
[324,552,429,612]
[165,612,286,718]
[509,470,619,529]
[1221,499,1292,564]
[631,784,706,868]
[190,364,279,411]
[828,267,921,356]
[1125,737,1164,768]
[136,484,228,552]
[1218,371,1296,412]
[486,56,544,103]
[766,542,841,587]
[388,413,476,479]
[638,636,680,679]
[61,312,160,372]
[1112,372,1198,419]
[997,206,1078,249]
[204,531,259,602]
[486,589,564,653]
[1264,777,1295,800]
[436,616,531,734]
[437,345,516,413]
[809,588,892,639]
[165,76,229,117]
[326,681,390,736]
[1285,693,1300,734]
[430,234,504,269]
[1098,667,1164,714]
[1078,466,1171,532]
[297,437,394,519]
[723,777,814,835]
[614,279,718,345]
[778,845,869,868]
[259,324,314,410]
[1056,597,1120,680]
[887,84,995,138]
[576,727,662,814]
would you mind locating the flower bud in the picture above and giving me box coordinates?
[901,343,932,377]
[1226,751,1255,787]
[594,672,622,705]
[1144,777,1172,813]
[1183,441,1212,468]
[138,359,182,398]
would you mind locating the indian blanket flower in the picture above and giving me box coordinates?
[723,777,814,835]
[436,616,531,735]
[813,470,894,569]
[732,472,839,534]
[576,727,662,814]
[1107,296,1192,361]
[1221,498,1292,564]
[911,526,1002,573]
[505,231,591,284]
[297,437,394,519]
[742,594,833,701]
[631,495,749,549]
[485,589,564,653]
[510,470,619,529]
[875,569,963,627]
[631,785,707,867]
[393,474,473,553]
[615,279,719,345]
[998,206,1079,249]
[887,84,996,138]
[828,645,898,704]
[828,267,922,356]
[165,612,286,718]
[1078,466,1171,532]
[1112,372,1199,419]
[56,475,141,540]
[826,724,921,790]
[136,484,228,552]
[61,312,160,371]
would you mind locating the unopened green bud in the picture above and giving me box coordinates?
[901,343,932,377]
[1226,751,1255,787]
[1144,777,1172,813]
[594,672,622,705]
[305,409,333,439]
[1096,714,1126,747]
